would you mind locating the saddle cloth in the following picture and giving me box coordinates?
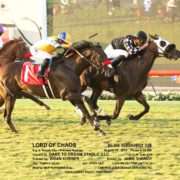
[21,62,49,85]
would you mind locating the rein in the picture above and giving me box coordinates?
[146,40,159,57]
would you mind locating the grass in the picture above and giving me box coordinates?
[0,99,180,180]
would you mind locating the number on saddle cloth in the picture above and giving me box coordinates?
[21,62,50,85]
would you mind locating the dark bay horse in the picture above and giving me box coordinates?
[77,35,180,125]
[0,39,50,111]
[61,41,107,124]
[0,40,106,134]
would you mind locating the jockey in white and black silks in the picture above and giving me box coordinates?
[103,31,149,68]
[29,32,72,77]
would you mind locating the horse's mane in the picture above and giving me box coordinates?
[72,40,102,51]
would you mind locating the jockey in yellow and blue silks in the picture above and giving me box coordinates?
[30,32,72,77]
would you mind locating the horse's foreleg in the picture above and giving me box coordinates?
[74,99,94,126]
[72,89,102,125]
[128,92,150,121]
[4,95,17,133]
[90,89,102,110]
[72,99,106,136]
[70,100,87,125]
[97,97,125,126]
[85,89,103,115]
[111,98,125,119]
[20,91,50,110]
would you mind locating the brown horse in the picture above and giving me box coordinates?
[61,41,107,123]
[0,40,106,134]
[76,35,180,125]
[0,39,50,111]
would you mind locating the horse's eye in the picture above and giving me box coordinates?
[160,41,166,47]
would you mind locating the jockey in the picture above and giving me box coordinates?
[103,30,149,69]
[30,31,72,77]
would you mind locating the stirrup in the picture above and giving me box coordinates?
[104,68,115,78]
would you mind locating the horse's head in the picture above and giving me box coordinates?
[0,38,30,62]
[150,34,179,60]
[13,38,30,59]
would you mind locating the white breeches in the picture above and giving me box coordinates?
[30,47,53,64]
[104,44,129,59]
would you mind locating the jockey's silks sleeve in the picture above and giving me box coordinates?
[32,38,60,54]
[123,38,140,55]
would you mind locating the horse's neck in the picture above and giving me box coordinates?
[0,47,16,65]
[68,54,90,76]
[140,51,156,75]
[119,49,157,82]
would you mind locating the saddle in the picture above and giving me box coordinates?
[21,62,50,85]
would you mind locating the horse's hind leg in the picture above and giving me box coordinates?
[0,96,4,114]
[4,95,17,133]
[20,91,50,110]
[128,92,150,121]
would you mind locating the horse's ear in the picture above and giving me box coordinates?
[149,34,159,40]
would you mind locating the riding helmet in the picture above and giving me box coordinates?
[58,32,72,48]
[136,31,148,44]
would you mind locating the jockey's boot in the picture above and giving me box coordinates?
[104,55,125,78]
[111,55,126,68]
[38,58,50,78]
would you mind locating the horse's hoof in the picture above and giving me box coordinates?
[106,119,111,126]
[10,128,18,133]
[128,114,139,121]
[94,120,100,131]
[13,130,18,133]
[45,106,51,110]
[98,129,106,136]
[80,117,86,126]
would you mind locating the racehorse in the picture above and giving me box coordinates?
[0,40,106,135]
[77,35,180,125]
[0,38,50,111]
[60,41,107,124]
[0,38,29,66]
